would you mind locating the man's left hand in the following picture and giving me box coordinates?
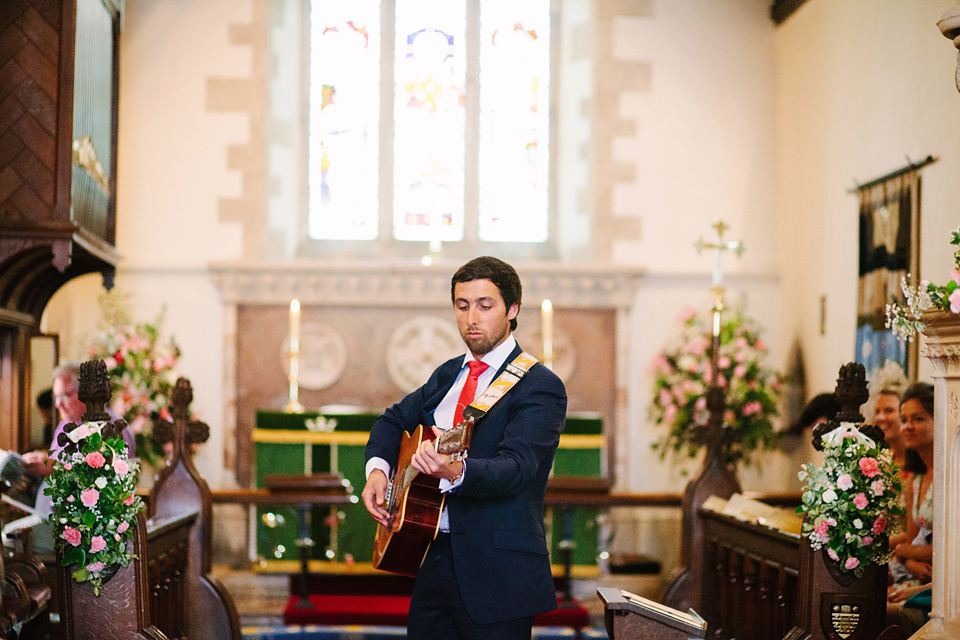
[411,426,463,481]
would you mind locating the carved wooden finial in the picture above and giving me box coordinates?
[77,360,111,422]
[153,377,210,450]
[171,377,193,421]
[835,362,868,423]
[57,359,129,454]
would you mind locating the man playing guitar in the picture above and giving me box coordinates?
[362,256,567,640]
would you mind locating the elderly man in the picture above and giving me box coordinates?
[24,363,135,476]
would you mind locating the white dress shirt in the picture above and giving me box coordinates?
[367,335,517,532]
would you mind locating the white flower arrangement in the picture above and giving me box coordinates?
[886,227,960,341]
[798,423,904,577]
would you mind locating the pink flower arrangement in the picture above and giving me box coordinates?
[88,289,183,466]
[649,307,784,465]
[799,424,904,578]
[45,411,144,596]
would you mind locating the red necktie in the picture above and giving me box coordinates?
[454,360,489,427]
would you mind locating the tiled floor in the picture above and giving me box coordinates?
[214,565,623,638]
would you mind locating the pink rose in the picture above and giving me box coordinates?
[113,459,130,476]
[67,495,75,503]
[81,488,99,507]
[63,463,73,471]
[742,401,763,417]
[85,452,106,469]
[858,457,880,478]
[844,557,860,570]
[814,520,829,536]
[117,521,129,534]
[90,536,107,553]
[62,527,82,547]
[827,549,839,561]
[837,474,853,490]
[872,516,887,534]
[870,480,885,496]
[123,495,135,506]
[87,561,105,574]
[853,493,868,509]
[862,536,873,546]
[950,289,960,314]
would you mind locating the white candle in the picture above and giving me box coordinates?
[286,299,303,412]
[541,299,554,369]
[289,299,301,355]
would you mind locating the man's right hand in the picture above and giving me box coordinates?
[362,469,390,527]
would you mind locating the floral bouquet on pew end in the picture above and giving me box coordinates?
[886,226,960,340]
[797,423,904,578]
[45,420,144,595]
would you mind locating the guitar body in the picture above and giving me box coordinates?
[373,421,473,577]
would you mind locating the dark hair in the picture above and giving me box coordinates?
[36,388,53,410]
[450,256,522,331]
[798,393,839,431]
[900,382,934,418]
[901,382,934,474]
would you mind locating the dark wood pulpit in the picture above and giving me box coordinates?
[598,587,707,640]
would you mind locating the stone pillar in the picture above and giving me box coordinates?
[915,311,960,638]
[938,5,960,93]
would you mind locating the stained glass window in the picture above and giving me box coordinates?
[307,0,550,246]
[308,0,380,240]
[478,1,550,242]
[392,0,466,242]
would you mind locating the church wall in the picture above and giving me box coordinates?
[774,0,960,398]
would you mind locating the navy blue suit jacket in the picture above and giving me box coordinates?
[365,342,567,624]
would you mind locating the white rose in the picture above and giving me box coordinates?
[853,519,863,529]
[822,489,837,503]
[95,476,108,489]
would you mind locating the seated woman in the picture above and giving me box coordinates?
[887,382,935,630]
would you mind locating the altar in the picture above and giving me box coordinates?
[252,409,606,574]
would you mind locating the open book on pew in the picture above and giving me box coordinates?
[701,492,802,535]
[597,587,707,639]
[0,450,44,515]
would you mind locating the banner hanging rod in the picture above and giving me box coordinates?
[850,155,939,193]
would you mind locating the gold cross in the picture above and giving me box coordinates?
[695,221,745,288]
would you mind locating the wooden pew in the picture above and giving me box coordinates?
[148,378,242,640]
[698,507,801,640]
[56,371,240,640]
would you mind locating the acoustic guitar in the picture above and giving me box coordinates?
[372,419,474,576]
